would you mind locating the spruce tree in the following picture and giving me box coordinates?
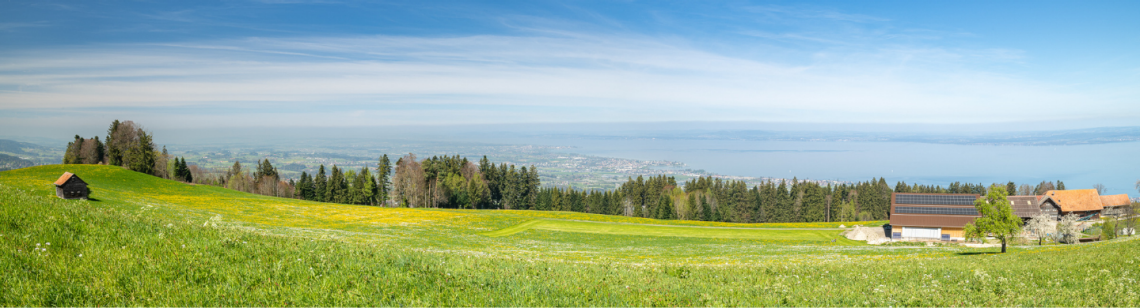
[326,165,340,203]
[377,154,391,206]
[315,165,327,202]
[184,158,193,183]
[127,131,156,175]
[105,120,122,166]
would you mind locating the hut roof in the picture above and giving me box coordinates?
[1100,194,1131,207]
[1007,195,1042,218]
[1043,189,1104,212]
[53,172,76,186]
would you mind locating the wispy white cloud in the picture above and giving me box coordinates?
[0,30,1135,127]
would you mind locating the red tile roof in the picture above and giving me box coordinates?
[1100,194,1131,207]
[53,172,75,186]
[1044,189,1104,212]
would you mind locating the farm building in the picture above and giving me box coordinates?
[53,172,89,199]
[1007,195,1043,221]
[889,193,980,241]
[1100,194,1132,216]
[1038,189,1104,220]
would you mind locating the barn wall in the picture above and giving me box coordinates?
[942,228,965,239]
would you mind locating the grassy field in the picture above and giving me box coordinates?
[3,164,1140,306]
[483,219,862,244]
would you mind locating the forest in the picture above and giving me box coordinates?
[60,119,1070,223]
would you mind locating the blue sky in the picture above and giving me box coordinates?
[1,0,1138,133]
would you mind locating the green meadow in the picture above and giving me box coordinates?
[3,164,1140,306]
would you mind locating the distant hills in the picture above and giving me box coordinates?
[0,153,34,171]
[0,139,62,166]
[0,139,46,154]
[534,126,1140,146]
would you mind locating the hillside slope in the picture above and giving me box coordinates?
[3,165,1139,306]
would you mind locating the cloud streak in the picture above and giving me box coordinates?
[0,30,1136,127]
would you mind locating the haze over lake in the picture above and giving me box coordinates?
[484,136,1140,197]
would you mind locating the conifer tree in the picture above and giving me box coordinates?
[127,130,156,175]
[327,165,343,203]
[377,154,392,206]
[315,165,327,202]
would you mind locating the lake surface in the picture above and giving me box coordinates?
[477,136,1140,198]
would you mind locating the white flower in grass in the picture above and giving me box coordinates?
[46,242,50,246]
[78,254,82,257]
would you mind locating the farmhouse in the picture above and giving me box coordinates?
[1007,195,1043,222]
[54,172,89,199]
[889,193,980,241]
[1099,194,1132,216]
[1038,189,1103,220]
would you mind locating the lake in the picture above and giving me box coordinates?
[477,135,1140,198]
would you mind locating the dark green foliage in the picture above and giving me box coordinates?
[173,157,193,183]
[105,120,123,166]
[126,130,156,176]
[296,171,314,201]
[314,165,327,202]
[327,165,346,204]
[62,135,82,164]
[377,154,392,205]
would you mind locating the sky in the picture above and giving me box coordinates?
[1,0,1139,134]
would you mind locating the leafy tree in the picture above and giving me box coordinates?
[1006,182,1017,196]
[1055,213,1082,244]
[836,200,857,222]
[700,195,712,221]
[964,185,1022,253]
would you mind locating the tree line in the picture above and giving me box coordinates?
[63,120,197,185]
[63,121,1081,223]
[291,154,538,209]
[894,180,1066,196]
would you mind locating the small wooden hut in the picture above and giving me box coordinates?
[54,172,89,199]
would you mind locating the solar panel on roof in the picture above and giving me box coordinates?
[895,206,978,215]
[895,194,976,205]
